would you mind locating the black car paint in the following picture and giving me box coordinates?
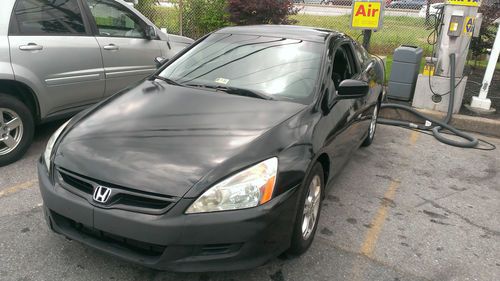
[40,25,383,271]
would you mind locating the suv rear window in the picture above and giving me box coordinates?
[11,0,86,35]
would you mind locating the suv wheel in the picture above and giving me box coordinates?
[0,94,34,166]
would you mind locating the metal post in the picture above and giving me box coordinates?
[362,29,372,50]
[470,22,500,111]
[425,0,431,25]
[179,0,183,36]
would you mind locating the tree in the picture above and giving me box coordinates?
[470,6,500,63]
[228,0,298,26]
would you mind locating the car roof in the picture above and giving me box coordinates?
[214,25,341,43]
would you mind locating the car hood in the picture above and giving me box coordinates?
[55,80,306,197]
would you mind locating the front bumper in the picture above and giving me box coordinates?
[38,161,299,272]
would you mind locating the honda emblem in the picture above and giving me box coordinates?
[93,185,112,203]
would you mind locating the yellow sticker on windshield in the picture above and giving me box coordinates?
[215,78,229,84]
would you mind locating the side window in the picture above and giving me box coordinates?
[85,0,146,38]
[331,45,356,89]
[11,0,86,35]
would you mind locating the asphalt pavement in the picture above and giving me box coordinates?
[0,123,499,281]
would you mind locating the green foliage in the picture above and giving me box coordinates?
[470,7,500,60]
[227,0,298,25]
[147,6,181,35]
[181,0,230,39]
[135,0,157,13]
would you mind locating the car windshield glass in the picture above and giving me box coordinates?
[159,33,324,103]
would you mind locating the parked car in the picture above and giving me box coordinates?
[38,25,385,271]
[418,3,444,18]
[387,0,426,9]
[0,0,193,166]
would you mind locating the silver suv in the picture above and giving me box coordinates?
[0,0,193,166]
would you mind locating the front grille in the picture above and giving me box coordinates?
[59,171,93,194]
[57,168,178,215]
[51,211,166,257]
[112,193,170,209]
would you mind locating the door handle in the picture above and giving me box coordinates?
[19,43,43,51]
[103,44,119,51]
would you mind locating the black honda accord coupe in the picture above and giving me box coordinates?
[38,25,384,271]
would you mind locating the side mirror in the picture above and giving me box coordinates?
[145,25,157,40]
[154,56,168,68]
[337,79,369,99]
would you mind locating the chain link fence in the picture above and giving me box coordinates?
[132,0,499,113]
[132,0,448,55]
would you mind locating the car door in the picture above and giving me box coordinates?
[352,40,381,139]
[83,0,162,97]
[316,39,362,178]
[8,0,105,118]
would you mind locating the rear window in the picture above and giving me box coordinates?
[11,0,86,35]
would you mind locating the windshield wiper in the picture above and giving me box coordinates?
[151,75,183,86]
[185,84,274,100]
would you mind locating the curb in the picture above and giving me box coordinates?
[379,107,500,138]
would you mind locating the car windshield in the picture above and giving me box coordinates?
[159,33,324,103]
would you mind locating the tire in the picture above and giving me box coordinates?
[361,102,380,147]
[0,94,35,166]
[287,163,324,255]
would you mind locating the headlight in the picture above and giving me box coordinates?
[43,120,70,171]
[186,157,278,214]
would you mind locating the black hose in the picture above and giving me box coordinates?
[379,53,479,148]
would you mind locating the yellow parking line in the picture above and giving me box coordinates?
[359,179,400,257]
[0,180,38,198]
[409,130,420,145]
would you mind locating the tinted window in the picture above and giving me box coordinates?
[12,0,86,35]
[86,0,145,38]
[332,45,356,89]
[160,33,324,103]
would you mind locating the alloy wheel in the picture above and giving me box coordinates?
[301,175,322,240]
[0,108,24,156]
[369,104,378,140]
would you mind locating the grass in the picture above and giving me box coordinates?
[144,6,497,72]
[140,6,181,35]
[291,14,433,55]
[147,8,434,56]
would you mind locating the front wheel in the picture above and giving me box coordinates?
[0,94,34,166]
[361,102,379,147]
[287,163,324,255]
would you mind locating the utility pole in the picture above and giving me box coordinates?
[425,0,431,25]
[362,29,372,50]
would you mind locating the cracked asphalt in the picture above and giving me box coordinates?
[1,122,499,281]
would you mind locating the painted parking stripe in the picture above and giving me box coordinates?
[409,130,420,146]
[0,180,38,198]
[360,179,401,257]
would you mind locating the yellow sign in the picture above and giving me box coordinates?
[463,16,475,35]
[446,0,480,7]
[351,2,383,30]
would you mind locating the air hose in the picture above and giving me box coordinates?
[378,53,479,148]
